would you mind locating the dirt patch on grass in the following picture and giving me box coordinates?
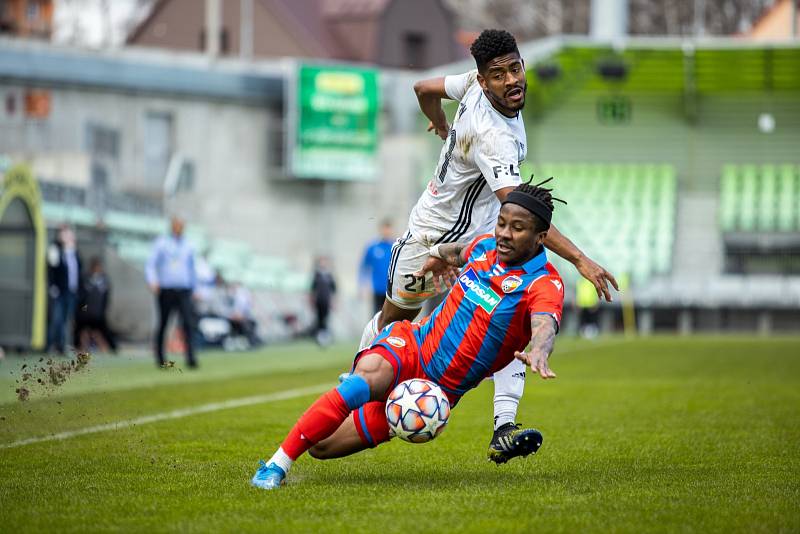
[14,352,92,401]
[160,360,182,372]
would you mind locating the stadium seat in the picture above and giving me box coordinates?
[42,202,97,227]
[532,162,677,285]
[104,211,167,237]
[719,164,799,233]
[758,165,777,230]
[738,165,758,231]
[777,165,796,231]
[719,165,739,232]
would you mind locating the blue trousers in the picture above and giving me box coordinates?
[47,291,77,353]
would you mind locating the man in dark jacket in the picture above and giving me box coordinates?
[47,224,81,355]
[310,256,336,346]
[75,257,117,353]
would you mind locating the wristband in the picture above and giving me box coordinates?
[429,244,444,260]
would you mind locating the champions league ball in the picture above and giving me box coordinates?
[386,378,450,443]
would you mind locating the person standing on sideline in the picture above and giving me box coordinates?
[145,216,198,369]
[358,220,395,314]
[47,224,81,355]
[75,257,117,353]
[310,256,337,346]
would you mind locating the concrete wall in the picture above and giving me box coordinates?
[0,79,429,335]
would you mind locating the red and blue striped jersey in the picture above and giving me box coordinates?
[413,234,564,396]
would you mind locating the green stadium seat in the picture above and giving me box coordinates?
[777,165,796,231]
[758,165,777,230]
[719,165,739,231]
[739,165,758,231]
[531,162,677,286]
[42,202,97,227]
[104,211,166,237]
[719,164,799,233]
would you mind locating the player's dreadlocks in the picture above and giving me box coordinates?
[470,29,519,73]
[503,176,567,233]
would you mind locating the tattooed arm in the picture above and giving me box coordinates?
[430,242,468,267]
[413,242,469,292]
[514,314,558,379]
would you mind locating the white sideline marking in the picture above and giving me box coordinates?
[1,339,630,451]
[0,383,330,450]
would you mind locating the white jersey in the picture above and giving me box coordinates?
[408,70,527,246]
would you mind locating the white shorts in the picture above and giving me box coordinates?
[386,230,447,310]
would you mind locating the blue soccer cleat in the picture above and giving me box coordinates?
[251,460,286,490]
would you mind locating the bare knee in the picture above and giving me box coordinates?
[378,301,419,329]
[308,443,333,460]
[353,353,395,399]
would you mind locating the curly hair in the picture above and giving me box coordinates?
[470,29,519,72]
[514,182,555,213]
[506,177,566,232]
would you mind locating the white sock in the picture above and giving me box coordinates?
[358,311,382,351]
[267,447,293,473]
[492,358,527,430]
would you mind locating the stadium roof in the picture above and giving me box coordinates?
[430,35,800,94]
[0,36,285,103]
[1,35,797,108]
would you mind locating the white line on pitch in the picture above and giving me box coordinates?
[0,383,331,450]
[1,338,629,451]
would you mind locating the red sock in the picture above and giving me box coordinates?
[281,389,351,460]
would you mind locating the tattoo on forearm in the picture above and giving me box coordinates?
[439,243,467,267]
[529,314,556,360]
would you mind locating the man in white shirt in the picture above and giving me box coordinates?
[358,30,619,464]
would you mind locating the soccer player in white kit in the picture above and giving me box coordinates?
[359,30,618,463]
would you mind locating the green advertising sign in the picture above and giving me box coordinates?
[291,64,380,180]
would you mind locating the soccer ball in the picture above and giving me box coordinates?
[385,378,451,443]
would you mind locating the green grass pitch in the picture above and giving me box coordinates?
[1,336,799,533]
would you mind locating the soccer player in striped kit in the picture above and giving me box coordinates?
[253,182,566,489]
[357,29,618,463]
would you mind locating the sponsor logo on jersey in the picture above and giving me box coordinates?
[458,268,501,314]
[386,336,406,348]
[501,275,523,293]
[551,279,563,292]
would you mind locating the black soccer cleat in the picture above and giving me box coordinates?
[487,423,543,465]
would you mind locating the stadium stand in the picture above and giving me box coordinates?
[103,211,166,237]
[720,164,800,232]
[523,162,677,286]
[41,202,97,227]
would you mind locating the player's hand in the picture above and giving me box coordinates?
[149,283,160,295]
[426,120,449,140]
[414,257,458,293]
[575,255,619,302]
[514,350,556,379]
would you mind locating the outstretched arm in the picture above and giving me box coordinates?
[544,224,619,302]
[514,314,558,379]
